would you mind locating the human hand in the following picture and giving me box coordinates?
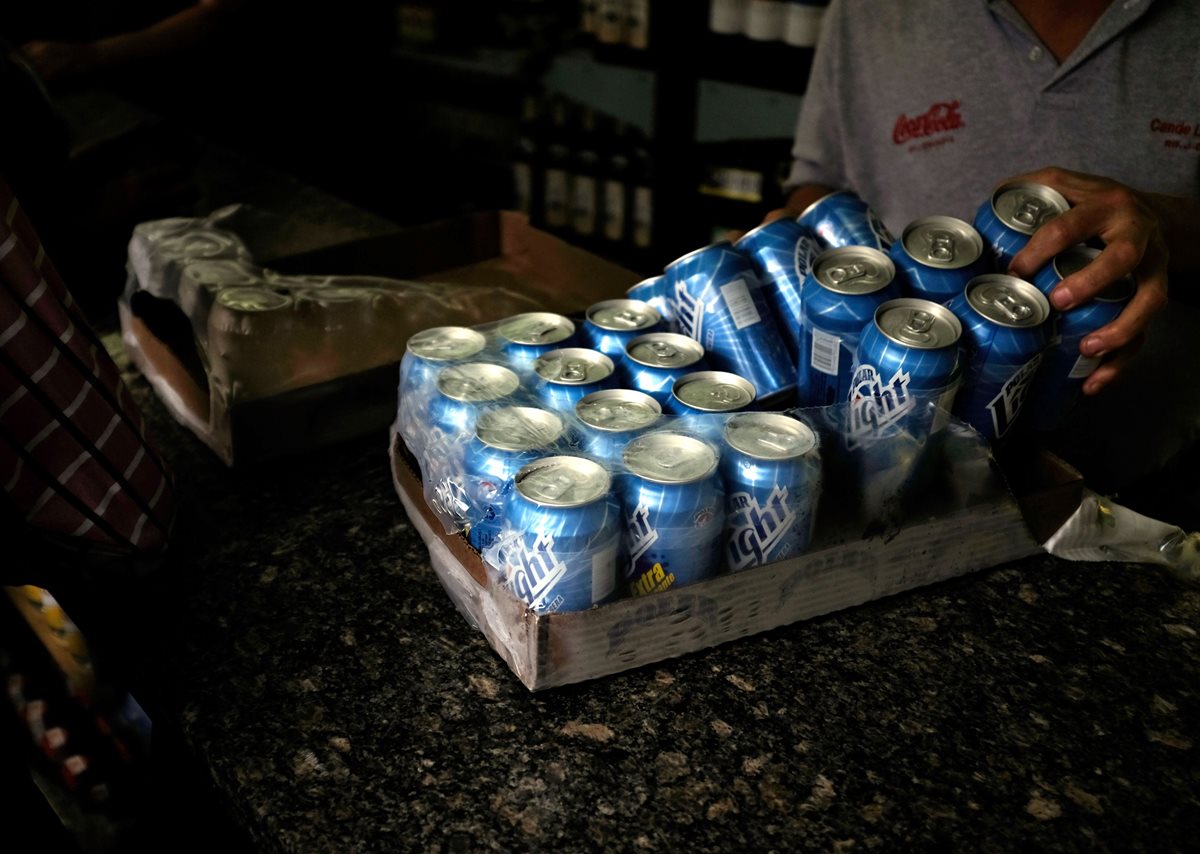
[1006,166,1169,395]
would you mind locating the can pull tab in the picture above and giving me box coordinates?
[527,321,559,342]
[924,230,957,263]
[612,309,645,329]
[979,286,1033,322]
[827,262,872,285]
[898,309,936,345]
[1012,194,1048,228]
[558,359,589,383]
[649,341,680,362]
[709,383,742,406]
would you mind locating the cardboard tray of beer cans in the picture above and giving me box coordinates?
[390,421,1082,691]
[119,207,637,465]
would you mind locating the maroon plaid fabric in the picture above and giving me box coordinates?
[0,175,175,556]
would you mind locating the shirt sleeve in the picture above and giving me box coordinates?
[783,0,850,193]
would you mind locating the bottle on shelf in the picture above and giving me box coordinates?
[542,97,572,231]
[580,0,600,41]
[512,94,543,222]
[597,0,626,44]
[602,119,632,243]
[626,0,651,50]
[569,107,601,238]
[630,128,655,250]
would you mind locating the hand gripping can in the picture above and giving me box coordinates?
[734,217,822,363]
[533,347,618,411]
[946,275,1052,442]
[497,312,577,371]
[463,406,565,551]
[664,241,795,401]
[427,362,523,450]
[494,456,621,614]
[398,326,489,455]
[1025,246,1135,431]
[583,299,664,360]
[797,190,895,250]
[889,216,986,302]
[720,412,822,571]
[621,431,726,596]
[622,332,709,404]
[973,181,1070,270]
[574,389,663,464]
[797,246,900,406]
[625,276,676,330]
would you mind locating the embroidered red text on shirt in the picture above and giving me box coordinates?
[893,101,964,145]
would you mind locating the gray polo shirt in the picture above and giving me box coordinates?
[786,0,1200,233]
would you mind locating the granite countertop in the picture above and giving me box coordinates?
[98,336,1199,854]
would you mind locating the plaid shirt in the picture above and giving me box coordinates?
[1,175,175,562]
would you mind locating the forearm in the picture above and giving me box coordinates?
[89,0,240,72]
[781,183,838,218]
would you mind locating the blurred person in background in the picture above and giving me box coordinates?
[768,0,1200,526]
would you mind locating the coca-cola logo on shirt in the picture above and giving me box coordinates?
[893,101,964,144]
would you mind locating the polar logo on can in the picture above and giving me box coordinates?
[848,364,914,443]
[986,353,1043,438]
[626,502,660,565]
[727,486,796,570]
[507,531,569,612]
[793,234,820,283]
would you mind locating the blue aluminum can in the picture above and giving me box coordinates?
[464,406,565,551]
[495,456,621,614]
[621,431,726,596]
[848,298,963,436]
[497,312,577,372]
[1026,246,1134,431]
[574,388,662,465]
[947,275,1052,442]
[734,217,821,363]
[533,347,618,411]
[797,246,900,406]
[973,181,1070,270]
[664,370,757,440]
[626,275,676,330]
[889,216,986,303]
[720,412,822,571]
[622,332,708,403]
[798,190,894,250]
[664,241,795,401]
[397,326,490,455]
[584,299,663,360]
[427,362,523,448]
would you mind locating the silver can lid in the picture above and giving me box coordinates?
[626,332,706,368]
[515,455,611,507]
[181,258,260,285]
[724,412,817,460]
[623,431,719,484]
[216,287,292,312]
[534,348,614,386]
[1051,246,1136,302]
[875,298,962,349]
[407,326,488,362]
[965,275,1051,328]
[586,299,661,332]
[436,362,521,402]
[576,389,662,433]
[901,216,983,270]
[990,181,1069,235]
[813,247,896,294]
[476,406,564,451]
[497,312,576,346]
[672,371,757,412]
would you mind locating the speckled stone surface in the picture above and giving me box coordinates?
[97,334,1200,854]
